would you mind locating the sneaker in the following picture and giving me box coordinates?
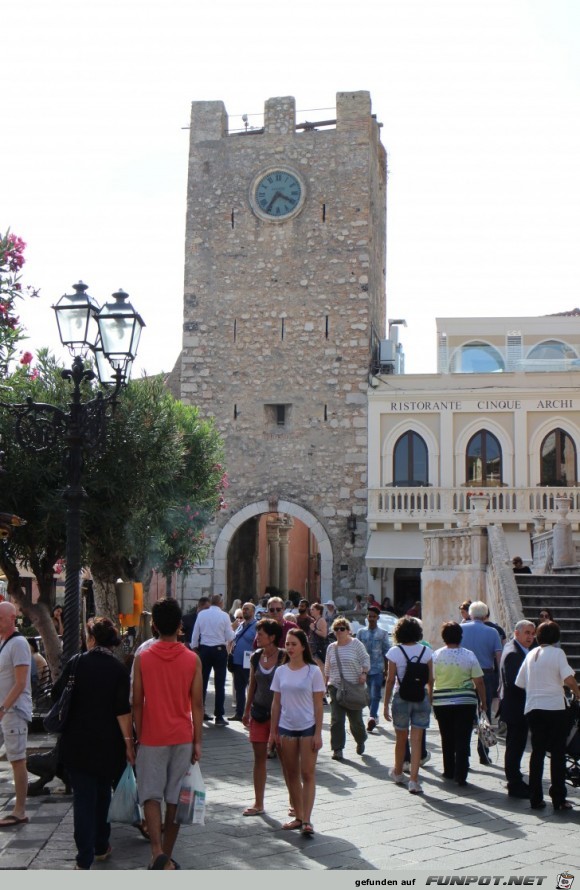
[94,846,112,862]
[402,761,411,774]
[408,780,423,795]
[389,768,406,785]
[420,752,431,766]
[367,718,376,733]
[214,716,228,726]
[228,715,243,721]
[203,713,212,722]
[356,741,365,755]
[332,750,344,761]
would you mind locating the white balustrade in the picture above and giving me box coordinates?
[368,486,580,525]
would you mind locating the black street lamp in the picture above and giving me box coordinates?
[0,281,144,665]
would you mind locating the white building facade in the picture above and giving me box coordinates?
[367,313,580,615]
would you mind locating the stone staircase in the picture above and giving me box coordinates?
[515,574,580,674]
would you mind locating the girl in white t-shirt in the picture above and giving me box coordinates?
[270,628,325,839]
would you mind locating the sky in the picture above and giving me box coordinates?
[2,0,580,378]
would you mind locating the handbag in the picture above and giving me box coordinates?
[250,701,271,723]
[333,645,369,711]
[43,653,81,733]
[477,708,497,748]
[108,764,141,824]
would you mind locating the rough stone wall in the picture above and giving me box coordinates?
[180,91,386,600]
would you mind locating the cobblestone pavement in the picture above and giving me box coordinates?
[1,683,579,871]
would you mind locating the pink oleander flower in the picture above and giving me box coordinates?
[19,351,33,365]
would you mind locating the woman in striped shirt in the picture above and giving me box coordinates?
[432,621,486,787]
[325,618,370,762]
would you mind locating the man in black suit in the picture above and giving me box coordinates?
[499,619,536,797]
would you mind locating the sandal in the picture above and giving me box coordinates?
[243,807,265,816]
[301,821,315,838]
[133,820,150,841]
[282,818,302,830]
[288,807,295,817]
[554,801,574,811]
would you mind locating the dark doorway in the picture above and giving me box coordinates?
[227,517,259,608]
[393,568,421,616]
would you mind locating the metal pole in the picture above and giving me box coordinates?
[61,356,89,666]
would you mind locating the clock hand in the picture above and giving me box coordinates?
[266,191,284,212]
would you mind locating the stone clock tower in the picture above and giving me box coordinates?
[180,91,386,606]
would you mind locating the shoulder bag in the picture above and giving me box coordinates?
[334,645,369,711]
[477,705,497,749]
[43,653,81,733]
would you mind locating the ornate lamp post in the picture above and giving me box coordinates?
[0,281,144,665]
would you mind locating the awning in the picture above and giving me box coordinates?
[503,530,533,563]
[365,530,425,568]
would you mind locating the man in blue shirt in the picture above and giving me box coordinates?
[461,601,502,764]
[356,606,389,733]
[229,602,257,721]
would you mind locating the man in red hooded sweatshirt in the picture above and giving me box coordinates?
[133,597,202,870]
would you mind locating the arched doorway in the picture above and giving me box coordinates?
[213,500,333,607]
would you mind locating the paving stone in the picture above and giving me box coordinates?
[2,685,579,870]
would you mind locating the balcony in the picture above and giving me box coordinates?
[367,486,580,527]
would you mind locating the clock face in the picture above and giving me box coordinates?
[251,169,305,220]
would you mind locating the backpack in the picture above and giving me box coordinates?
[397,645,429,702]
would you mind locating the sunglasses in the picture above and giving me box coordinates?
[335,627,349,632]
[269,608,283,613]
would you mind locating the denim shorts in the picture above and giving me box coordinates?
[391,692,431,730]
[278,724,316,738]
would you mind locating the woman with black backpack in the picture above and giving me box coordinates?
[384,616,433,795]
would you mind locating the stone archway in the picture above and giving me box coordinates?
[213,500,333,601]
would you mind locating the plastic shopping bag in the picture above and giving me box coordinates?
[108,764,141,824]
[174,762,206,826]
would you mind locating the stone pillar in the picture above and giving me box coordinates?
[553,497,575,569]
[421,527,488,648]
[278,524,290,597]
[267,521,280,590]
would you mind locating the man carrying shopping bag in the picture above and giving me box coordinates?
[133,597,203,870]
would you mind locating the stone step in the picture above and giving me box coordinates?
[516,575,580,588]
[520,593,580,618]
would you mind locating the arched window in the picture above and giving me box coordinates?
[540,429,577,486]
[393,432,428,486]
[450,342,505,374]
[528,340,577,363]
[466,431,502,486]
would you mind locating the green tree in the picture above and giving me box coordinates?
[0,351,225,677]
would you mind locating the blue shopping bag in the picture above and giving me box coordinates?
[108,764,141,824]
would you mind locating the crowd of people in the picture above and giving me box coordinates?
[1,590,579,869]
